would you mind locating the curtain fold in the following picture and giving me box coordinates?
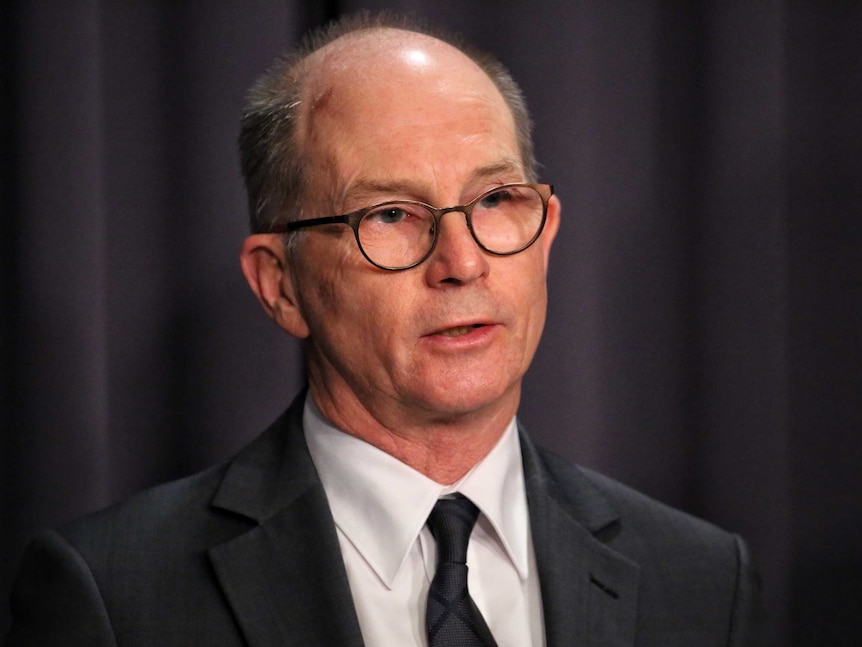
[2,2,860,644]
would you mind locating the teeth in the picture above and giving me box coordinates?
[438,325,477,337]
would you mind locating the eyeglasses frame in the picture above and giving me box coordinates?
[268,182,554,271]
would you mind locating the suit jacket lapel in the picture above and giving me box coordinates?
[203,396,639,646]
[521,432,640,647]
[208,395,365,647]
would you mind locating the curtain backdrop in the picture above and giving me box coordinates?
[2,2,860,644]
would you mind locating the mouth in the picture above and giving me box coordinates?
[435,324,485,337]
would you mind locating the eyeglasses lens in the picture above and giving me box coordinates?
[357,185,545,270]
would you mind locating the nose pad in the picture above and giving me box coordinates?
[432,210,474,248]
[424,210,488,284]
[428,211,468,236]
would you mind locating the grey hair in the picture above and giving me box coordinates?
[238,11,538,235]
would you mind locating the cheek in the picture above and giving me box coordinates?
[516,242,549,287]
[294,235,358,309]
[514,255,550,345]
[295,255,414,357]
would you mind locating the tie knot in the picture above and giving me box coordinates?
[427,497,480,565]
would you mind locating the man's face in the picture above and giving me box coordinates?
[287,34,559,430]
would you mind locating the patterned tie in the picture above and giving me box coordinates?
[425,497,498,646]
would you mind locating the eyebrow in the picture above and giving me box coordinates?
[340,159,524,207]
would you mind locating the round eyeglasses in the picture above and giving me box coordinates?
[269,182,554,271]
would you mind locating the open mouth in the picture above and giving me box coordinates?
[436,324,484,337]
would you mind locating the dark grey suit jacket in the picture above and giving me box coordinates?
[6,394,770,646]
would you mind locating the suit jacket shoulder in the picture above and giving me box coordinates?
[6,397,364,647]
[522,438,771,646]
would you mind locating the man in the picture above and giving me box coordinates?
[6,13,769,647]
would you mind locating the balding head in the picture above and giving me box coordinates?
[239,13,536,234]
[296,29,522,216]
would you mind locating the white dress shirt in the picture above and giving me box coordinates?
[303,396,545,647]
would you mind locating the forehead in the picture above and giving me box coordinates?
[298,30,520,203]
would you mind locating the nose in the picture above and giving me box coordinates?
[423,211,489,286]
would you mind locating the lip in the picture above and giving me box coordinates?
[421,321,499,348]
[433,323,485,337]
[425,319,491,335]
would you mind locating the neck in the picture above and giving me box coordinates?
[307,378,517,485]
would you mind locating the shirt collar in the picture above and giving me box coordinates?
[302,395,531,589]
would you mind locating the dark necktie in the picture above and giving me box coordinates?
[425,497,498,647]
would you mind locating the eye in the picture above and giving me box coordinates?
[363,203,433,229]
[478,188,512,209]
[381,208,407,224]
[366,205,412,225]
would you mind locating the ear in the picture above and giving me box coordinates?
[539,194,561,271]
[240,234,310,339]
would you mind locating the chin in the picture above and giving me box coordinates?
[412,378,519,420]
